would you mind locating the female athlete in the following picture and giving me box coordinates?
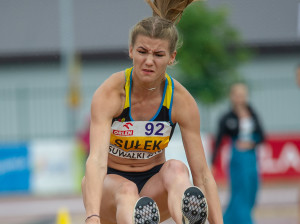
[82,0,223,223]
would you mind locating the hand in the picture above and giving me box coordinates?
[85,216,100,224]
[235,140,254,151]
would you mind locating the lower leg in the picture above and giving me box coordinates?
[162,161,192,223]
[168,180,191,223]
[115,182,140,224]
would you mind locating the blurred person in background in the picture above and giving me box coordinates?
[296,63,300,88]
[211,83,265,224]
[296,64,300,224]
[81,0,223,224]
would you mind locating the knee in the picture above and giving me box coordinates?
[164,159,189,176]
[161,160,190,189]
[115,181,139,202]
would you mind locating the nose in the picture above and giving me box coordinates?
[145,54,154,66]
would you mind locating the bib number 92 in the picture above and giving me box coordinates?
[145,123,164,136]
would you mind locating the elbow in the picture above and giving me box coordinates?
[254,133,265,145]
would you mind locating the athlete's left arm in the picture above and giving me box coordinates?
[172,81,223,224]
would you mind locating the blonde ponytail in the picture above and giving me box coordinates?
[145,0,199,23]
[130,0,199,53]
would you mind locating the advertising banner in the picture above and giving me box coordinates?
[30,139,78,194]
[0,143,30,193]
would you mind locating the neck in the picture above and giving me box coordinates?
[234,104,246,110]
[233,104,249,117]
[132,79,165,97]
[132,72,165,95]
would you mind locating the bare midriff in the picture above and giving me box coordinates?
[107,152,166,172]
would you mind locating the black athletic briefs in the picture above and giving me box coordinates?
[107,163,164,192]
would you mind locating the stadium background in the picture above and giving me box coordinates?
[0,0,299,223]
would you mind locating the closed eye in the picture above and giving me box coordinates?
[137,50,147,54]
[155,51,166,57]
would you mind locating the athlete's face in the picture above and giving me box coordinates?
[129,35,176,83]
[230,84,248,107]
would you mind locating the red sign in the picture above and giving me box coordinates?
[211,134,300,182]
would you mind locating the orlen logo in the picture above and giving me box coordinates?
[112,122,134,136]
[113,130,133,136]
[123,122,133,129]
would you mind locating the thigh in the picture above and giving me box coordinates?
[100,174,138,224]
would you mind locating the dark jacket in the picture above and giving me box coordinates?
[211,104,265,165]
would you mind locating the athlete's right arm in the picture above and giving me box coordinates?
[84,72,124,223]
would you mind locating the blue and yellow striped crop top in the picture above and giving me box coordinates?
[109,67,176,159]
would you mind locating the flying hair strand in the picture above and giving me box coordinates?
[145,0,201,23]
[145,0,163,18]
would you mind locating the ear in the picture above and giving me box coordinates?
[170,51,177,64]
[129,45,133,59]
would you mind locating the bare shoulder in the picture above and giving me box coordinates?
[172,79,200,125]
[94,71,125,95]
[91,71,126,120]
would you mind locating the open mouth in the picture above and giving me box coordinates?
[142,69,154,73]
